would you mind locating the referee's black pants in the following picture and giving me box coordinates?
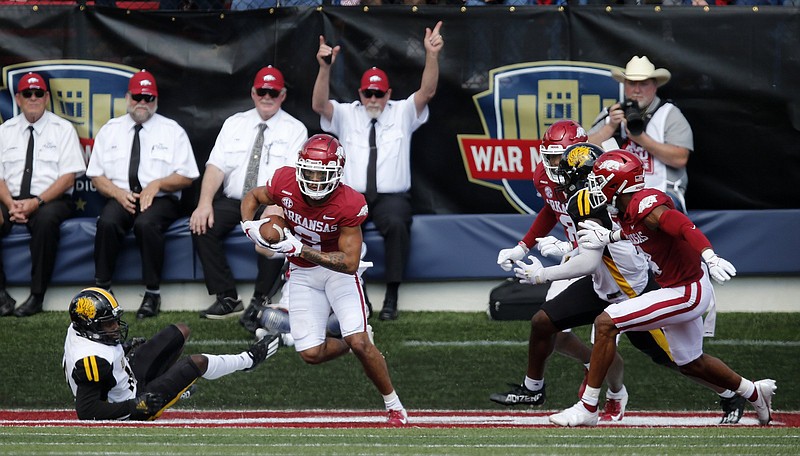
[94,196,180,290]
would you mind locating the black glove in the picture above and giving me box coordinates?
[128,392,167,421]
[122,337,146,356]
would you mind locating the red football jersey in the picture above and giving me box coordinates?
[619,188,703,288]
[530,162,574,244]
[267,166,368,269]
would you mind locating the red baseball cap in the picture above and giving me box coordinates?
[18,72,48,92]
[128,70,158,97]
[360,67,389,92]
[253,66,285,91]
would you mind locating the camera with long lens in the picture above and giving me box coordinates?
[622,99,645,136]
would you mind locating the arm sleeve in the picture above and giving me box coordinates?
[540,247,604,283]
[657,209,712,253]
[521,204,558,249]
[72,357,135,421]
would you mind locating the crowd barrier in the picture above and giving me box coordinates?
[3,210,797,286]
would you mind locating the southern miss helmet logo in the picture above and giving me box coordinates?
[457,61,624,214]
[75,296,97,319]
[566,145,594,167]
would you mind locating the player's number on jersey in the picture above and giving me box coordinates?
[292,225,322,251]
[559,214,579,245]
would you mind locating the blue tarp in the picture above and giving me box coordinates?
[3,210,798,285]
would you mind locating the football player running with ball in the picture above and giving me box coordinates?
[548,150,776,427]
[240,134,407,426]
[63,287,279,420]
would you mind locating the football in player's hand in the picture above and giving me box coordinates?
[259,216,288,244]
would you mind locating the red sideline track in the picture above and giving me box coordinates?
[1,409,798,428]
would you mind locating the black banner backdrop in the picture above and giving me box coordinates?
[0,6,798,214]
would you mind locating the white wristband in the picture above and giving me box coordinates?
[701,249,717,262]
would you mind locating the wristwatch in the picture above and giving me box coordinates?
[35,196,45,207]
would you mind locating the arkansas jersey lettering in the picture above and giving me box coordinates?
[284,210,338,234]
[626,231,649,245]
[545,196,568,216]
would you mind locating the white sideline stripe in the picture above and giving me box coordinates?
[403,339,800,347]
[705,339,800,347]
[185,338,800,348]
[185,339,252,346]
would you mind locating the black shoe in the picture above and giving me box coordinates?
[719,394,747,424]
[239,296,267,334]
[200,295,243,320]
[0,290,16,317]
[13,294,43,317]
[245,330,280,371]
[136,293,161,319]
[378,300,398,321]
[490,383,546,406]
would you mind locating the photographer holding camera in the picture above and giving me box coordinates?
[587,56,693,213]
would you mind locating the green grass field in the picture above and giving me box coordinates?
[1,426,799,455]
[1,311,798,455]
[1,311,797,411]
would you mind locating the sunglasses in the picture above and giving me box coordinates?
[131,94,156,103]
[255,88,282,98]
[361,89,386,99]
[21,89,45,99]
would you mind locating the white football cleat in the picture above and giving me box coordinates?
[750,379,777,425]
[549,401,599,427]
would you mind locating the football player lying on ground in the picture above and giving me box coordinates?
[63,287,279,421]
[497,143,745,424]
[545,150,776,427]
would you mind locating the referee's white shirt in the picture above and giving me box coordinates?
[206,108,308,200]
[321,93,429,194]
[0,110,85,197]
[86,113,199,198]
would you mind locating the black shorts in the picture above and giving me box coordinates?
[541,273,674,367]
[130,325,201,401]
[541,275,609,331]
[624,329,676,368]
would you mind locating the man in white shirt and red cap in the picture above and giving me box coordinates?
[0,72,85,317]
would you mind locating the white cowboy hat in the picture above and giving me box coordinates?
[611,56,671,87]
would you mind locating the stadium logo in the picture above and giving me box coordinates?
[457,61,623,214]
[0,60,140,216]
